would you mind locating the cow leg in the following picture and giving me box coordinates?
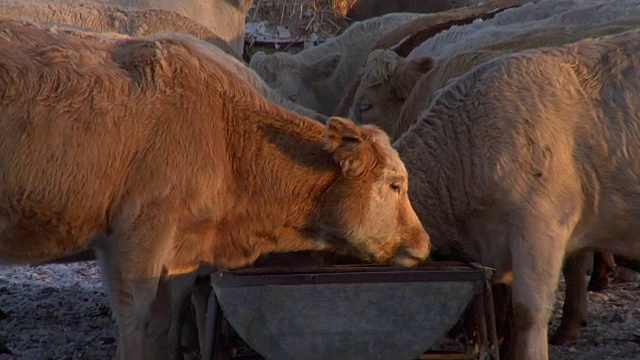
[614,255,640,273]
[96,204,177,360]
[587,251,614,292]
[510,217,570,360]
[549,250,590,345]
[613,255,640,283]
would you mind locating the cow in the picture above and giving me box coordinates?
[352,19,640,139]
[344,0,483,21]
[23,19,327,358]
[392,28,640,360]
[348,19,640,350]
[248,12,424,116]
[0,0,244,60]
[0,17,431,360]
[407,0,640,60]
[333,0,534,118]
[0,0,253,56]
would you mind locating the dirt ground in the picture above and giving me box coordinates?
[0,261,638,359]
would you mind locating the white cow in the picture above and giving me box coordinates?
[395,28,640,360]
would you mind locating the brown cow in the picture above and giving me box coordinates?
[394,28,640,360]
[0,18,430,360]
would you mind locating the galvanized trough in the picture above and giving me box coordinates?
[202,261,498,360]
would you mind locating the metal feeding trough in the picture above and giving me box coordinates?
[202,262,499,360]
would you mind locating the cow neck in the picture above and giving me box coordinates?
[212,108,341,268]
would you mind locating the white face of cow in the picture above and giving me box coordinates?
[316,117,432,266]
[249,51,341,115]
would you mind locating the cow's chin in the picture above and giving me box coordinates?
[391,252,422,268]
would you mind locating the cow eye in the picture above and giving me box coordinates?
[390,182,401,192]
[359,104,372,115]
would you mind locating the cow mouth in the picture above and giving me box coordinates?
[391,249,423,267]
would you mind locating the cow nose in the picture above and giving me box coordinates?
[392,228,431,267]
[411,227,431,260]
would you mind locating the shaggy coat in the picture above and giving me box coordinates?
[0,0,243,59]
[408,0,640,60]
[0,0,253,55]
[249,12,424,116]
[394,28,640,360]
[0,18,430,359]
[332,0,527,117]
[353,18,640,139]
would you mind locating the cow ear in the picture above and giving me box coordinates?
[408,56,436,74]
[325,117,369,177]
[310,53,341,84]
[392,56,436,98]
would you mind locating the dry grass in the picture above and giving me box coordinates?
[247,0,353,41]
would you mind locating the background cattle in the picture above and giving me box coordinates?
[344,0,484,21]
[333,0,530,117]
[0,0,244,60]
[248,12,424,116]
[0,0,253,55]
[348,17,640,349]
[407,0,640,60]
[0,18,430,359]
[112,0,254,55]
[353,19,640,139]
[393,28,640,360]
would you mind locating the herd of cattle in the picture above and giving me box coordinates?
[1,0,640,359]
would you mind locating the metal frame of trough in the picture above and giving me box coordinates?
[201,261,500,360]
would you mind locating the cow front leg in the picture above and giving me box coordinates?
[96,202,178,360]
[549,250,590,345]
[510,217,571,360]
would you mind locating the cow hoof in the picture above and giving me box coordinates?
[549,327,581,346]
[587,276,609,292]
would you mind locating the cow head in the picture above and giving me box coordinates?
[315,117,431,267]
[352,50,434,138]
[250,51,341,115]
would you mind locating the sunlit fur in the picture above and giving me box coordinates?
[354,16,640,141]
[0,18,429,359]
[394,29,640,360]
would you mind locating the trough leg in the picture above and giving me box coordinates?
[166,272,199,360]
[482,280,500,360]
[191,277,213,356]
[202,288,222,360]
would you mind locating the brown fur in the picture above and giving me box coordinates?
[0,18,430,359]
[394,28,640,359]
[0,1,244,60]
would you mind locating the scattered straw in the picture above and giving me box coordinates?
[246,0,352,41]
